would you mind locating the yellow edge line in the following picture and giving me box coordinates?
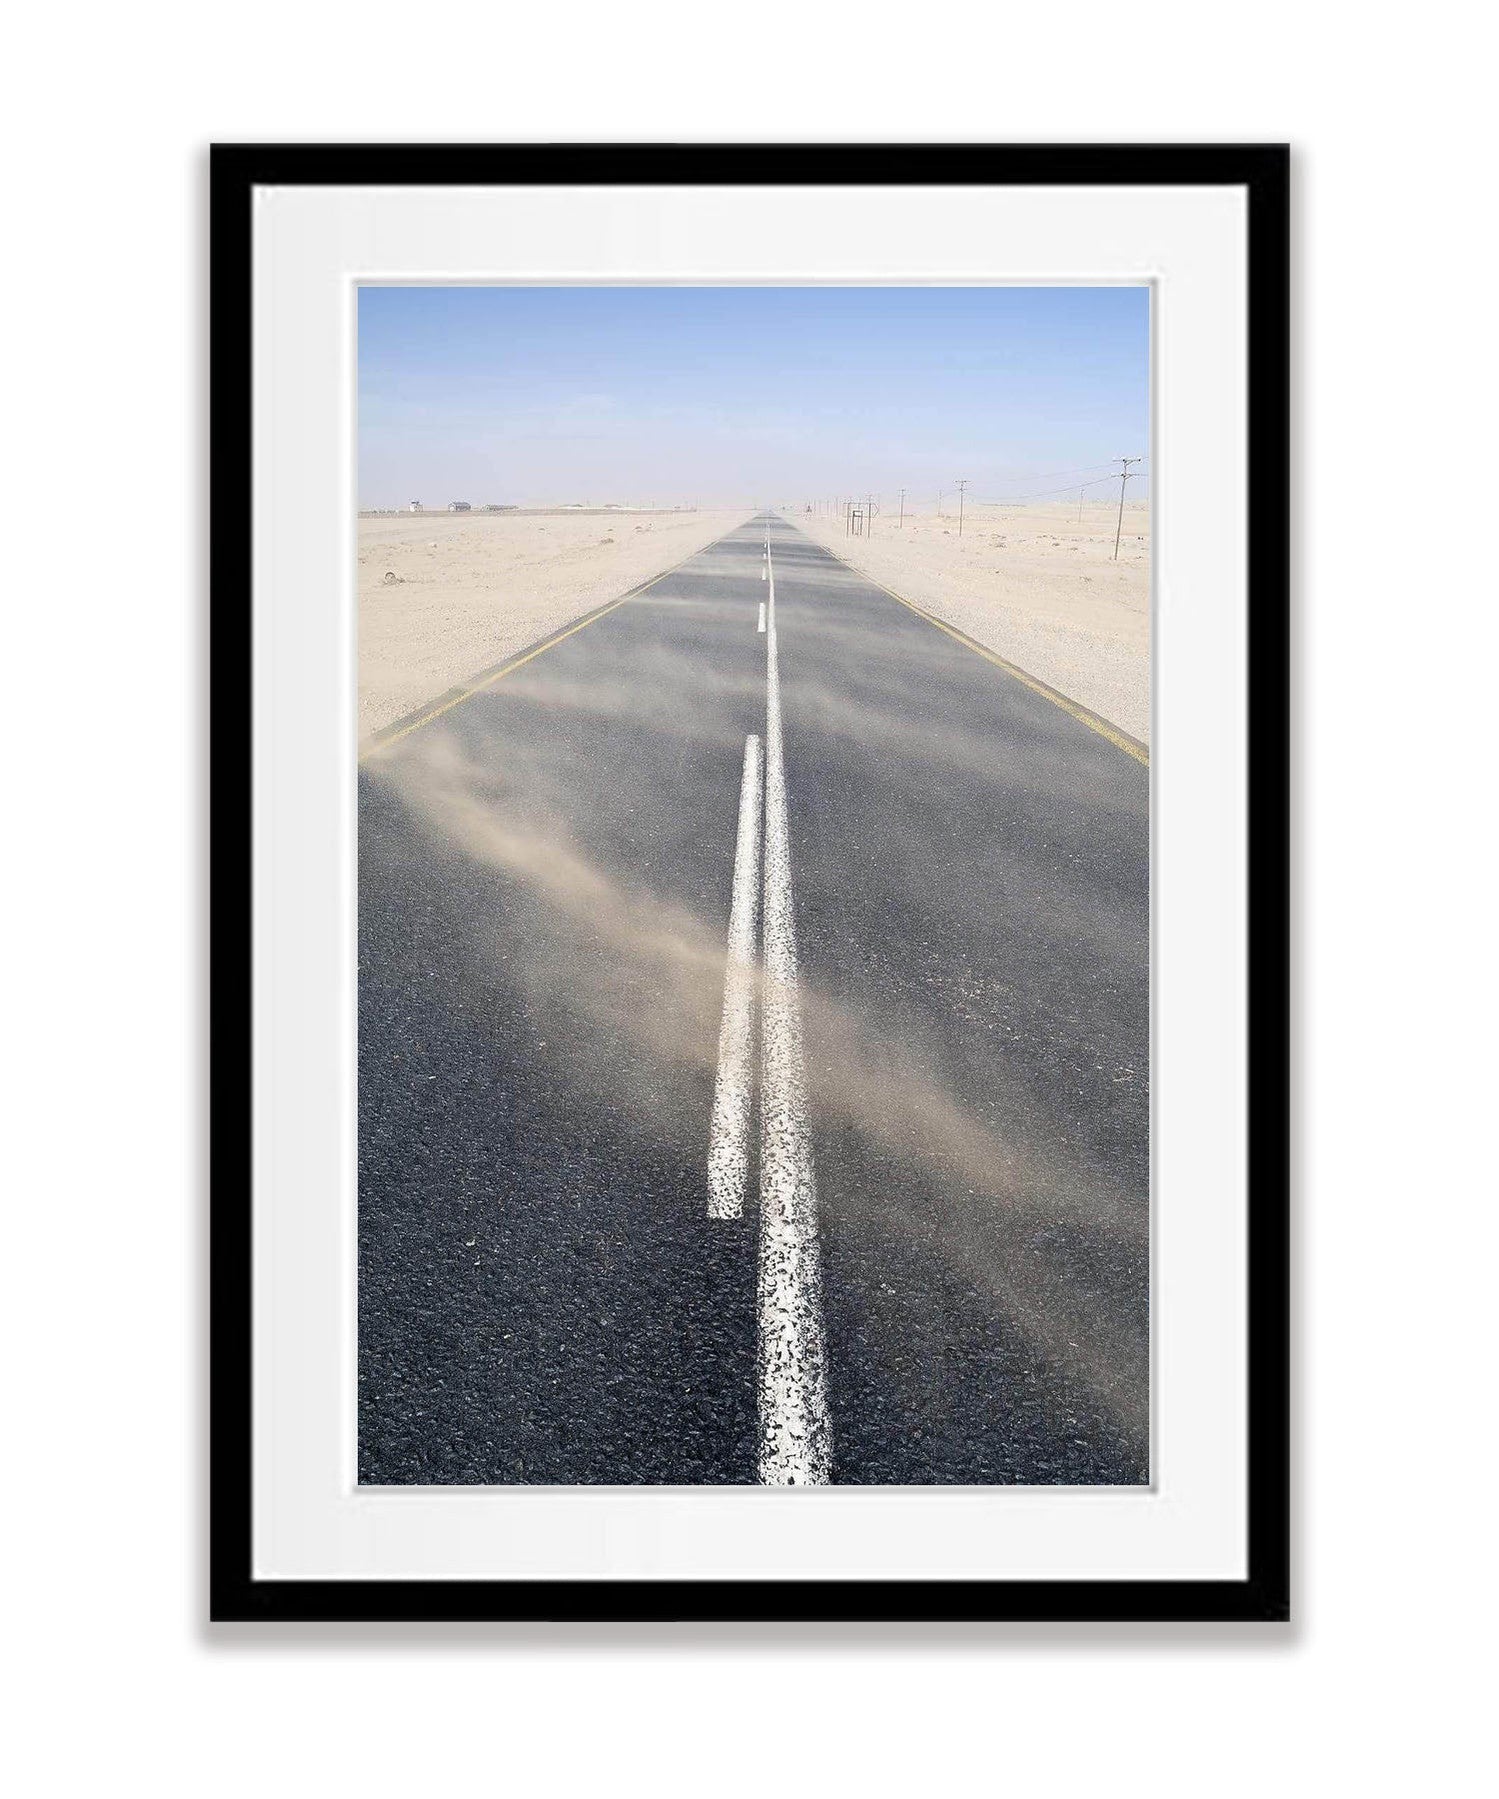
[808,534,1149,767]
[358,541,714,761]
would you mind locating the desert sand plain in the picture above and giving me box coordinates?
[358,508,752,740]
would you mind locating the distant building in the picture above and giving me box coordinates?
[482,503,518,512]
[409,500,421,511]
[448,500,472,512]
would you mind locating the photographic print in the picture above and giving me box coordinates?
[356,283,1151,1488]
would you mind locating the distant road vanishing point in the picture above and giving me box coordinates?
[358,513,1149,1486]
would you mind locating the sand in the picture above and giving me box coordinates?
[359,499,1149,747]
[788,501,1150,745]
[358,508,752,739]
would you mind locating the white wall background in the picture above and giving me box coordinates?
[4,4,1492,1794]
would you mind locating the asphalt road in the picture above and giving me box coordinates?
[358,514,1149,1485]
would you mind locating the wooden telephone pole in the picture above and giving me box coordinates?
[1113,457,1142,561]
[955,478,970,538]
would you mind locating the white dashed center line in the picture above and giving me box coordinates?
[704,528,832,1482]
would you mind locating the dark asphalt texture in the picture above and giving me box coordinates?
[358,515,1149,1485]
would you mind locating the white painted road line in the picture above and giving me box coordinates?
[757,601,766,633]
[761,566,767,581]
[757,543,832,1485]
[707,734,764,1221]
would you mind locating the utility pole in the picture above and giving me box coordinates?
[1113,457,1142,561]
[955,478,970,538]
[898,486,906,528]
[1078,486,1086,523]
[867,492,875,537]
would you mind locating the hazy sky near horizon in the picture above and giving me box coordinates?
[358,286,1149,510]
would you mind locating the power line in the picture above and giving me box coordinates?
[993,459,1134,486]
[1000,474,1119,503]
[991,463,1150,504]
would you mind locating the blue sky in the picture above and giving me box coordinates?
[358,286,1149,509]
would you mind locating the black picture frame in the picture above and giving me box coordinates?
[210,143,1289,1625]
